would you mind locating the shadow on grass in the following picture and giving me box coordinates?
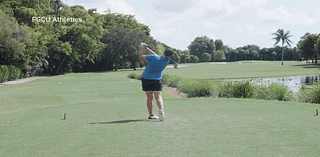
[293,64,320,69]
[88,119,157,124]
[118,69,144,72]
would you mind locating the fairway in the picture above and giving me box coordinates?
[1,62,320,156]
[164,61,320,80]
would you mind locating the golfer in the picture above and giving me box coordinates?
[138,43,173,121]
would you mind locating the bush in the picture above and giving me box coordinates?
[163,74,216,98]
[233,81,255,98]
[127,73,138,79]
[186,80,215,97]
[0,65,23,83]
[255,83,292,101]
[162,75,183,88]
[220,81,255,98]
[7,65,22,80]
[296,88,313,103]
[176,79,214,97]
[127,73,142,80]
[311,84,320,104]
[0,65,9,83]
[218,82,233,98]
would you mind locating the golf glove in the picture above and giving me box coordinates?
[140,43,146,48]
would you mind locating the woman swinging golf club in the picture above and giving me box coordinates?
[139,43,173,121]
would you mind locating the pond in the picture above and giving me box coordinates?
[227,75,320,93]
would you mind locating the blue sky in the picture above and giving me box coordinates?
[61,0,320,50]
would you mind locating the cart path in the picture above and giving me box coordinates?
[0,77,44,86]
[163,85,187,98]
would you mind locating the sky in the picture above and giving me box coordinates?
[61,0,320,50]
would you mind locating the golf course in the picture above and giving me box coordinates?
[1,61,320,156]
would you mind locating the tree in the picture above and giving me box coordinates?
[201,53,211,62]
[181,50,189,55]
[188,36,215,62]
[222,45,232,62]
[0,9,35,74]
[156,43,166,55]
[234,49,239,61]
[298,34,320,64]
[215,39,223,51]
[180,54,190,63]
[271,51,277,61]
[260,48,269,60]
[170,51,180,64]
[101,27,149,71]
[315,38,320,62]
[214,50,226,61]
[272,29,293,65]
[189,55,199,63]
[245,45,259,60]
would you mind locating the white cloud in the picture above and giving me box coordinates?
[203,21,222,29]
[258,7,317,26]
[152,0,194,13]
[259,7,291,23]
[237,0,266,7]
[96,0,135,15]
[189,0,234,18]
[292,10,317,26]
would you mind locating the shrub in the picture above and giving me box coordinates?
[136,74,142,80]
[296,88,313,103]
[177,79,215,98]
[0,65,23,83]
[220,81,255,98]
[127,72,138,79]
[164,75,183,88]
[311,84,320,104]
[269,83,292,101]
[255,83,292,101]
[7,65,18,80]
[187,80,215,97]
[232,81,255,98]
[0,65,9,83]
[218,82,234,98]
[127,73,142,80]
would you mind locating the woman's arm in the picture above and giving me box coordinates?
[139,43,157,61]
[138,45,146,60]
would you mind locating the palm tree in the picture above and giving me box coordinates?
[272,29,293,65]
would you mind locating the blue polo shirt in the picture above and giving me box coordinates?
[142,54,170,80]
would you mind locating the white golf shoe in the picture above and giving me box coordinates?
[148,114,159,120]
[158,109,165,121]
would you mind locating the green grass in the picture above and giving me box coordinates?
[1,62,320,156]
[164,61,320,80]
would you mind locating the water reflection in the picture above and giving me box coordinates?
[228,75,320,93]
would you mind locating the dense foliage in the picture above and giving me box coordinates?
[0,65,22,83]
[0,0,161,76]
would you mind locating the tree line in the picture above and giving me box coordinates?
[1,0,319,78]
[187,30,320,64]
